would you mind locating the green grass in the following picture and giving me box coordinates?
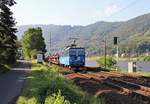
[138,55,150,61]
[129,72,150,76]
[17,61,105,104]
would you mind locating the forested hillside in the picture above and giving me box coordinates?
[16,13,150,56]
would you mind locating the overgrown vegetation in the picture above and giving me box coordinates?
[17,61,105,104]
[0,0,17,71]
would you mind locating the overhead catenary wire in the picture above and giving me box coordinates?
[105,0,139,20]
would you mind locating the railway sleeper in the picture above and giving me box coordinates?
[85,73,150,95]
[84,73,150,93]
[103,80,150,102]
[76,73,92,79]
[141,76,150,80]
[103,81,131,93]
[108,78,140,89]
[108,78,150,92]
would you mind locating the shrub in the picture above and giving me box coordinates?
[139,55,150,61]
[17,96,27,104]
[143,55,150,61]
[45,90,70,104]
[97,56,116,68]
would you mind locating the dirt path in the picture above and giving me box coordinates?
[0,60,31,104]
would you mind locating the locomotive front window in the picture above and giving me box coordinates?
[69,50,76,55]
[69,48,85,56]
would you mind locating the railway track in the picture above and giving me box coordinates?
[74,72,150,102]
[61,65,150,88]
[59,64,150,86]
[90,71,150,87]
[59,65,150,103]
[87,72,150,92]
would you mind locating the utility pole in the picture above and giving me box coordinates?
[114,37,118,70]
[104,34,107,70]
[49,32,51,55]
[116,44,119,70]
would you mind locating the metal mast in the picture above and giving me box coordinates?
[104,34,107,70]
[49,32,51,55]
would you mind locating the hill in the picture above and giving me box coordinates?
[16,13,150,56]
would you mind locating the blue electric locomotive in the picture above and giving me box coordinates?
[59,47,85,67]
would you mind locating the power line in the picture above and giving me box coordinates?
[106,0,139,20]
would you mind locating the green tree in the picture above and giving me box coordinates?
[21,27,46,59]
[0,0,17,68]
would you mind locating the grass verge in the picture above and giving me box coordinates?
[0,63,16,73]
[129,72,150,76]
[17,61,105,104]
[0,61,19,74]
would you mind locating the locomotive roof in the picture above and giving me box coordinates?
[65,47,84,50]
[69,47,85,49]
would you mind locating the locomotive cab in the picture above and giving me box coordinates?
[59,47,85,68]
[69,48,85,67]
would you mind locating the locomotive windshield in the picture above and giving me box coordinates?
[69,48,85,56]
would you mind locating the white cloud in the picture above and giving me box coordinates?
[97,4,121,18]
[104,5,120,16]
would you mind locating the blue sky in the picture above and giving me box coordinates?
[12,0,150,26]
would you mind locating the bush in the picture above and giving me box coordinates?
[138,56,150,61]
[97,56,116,68]
[17,96,28,104]
[140,55,150,61]
[45,90,70,104]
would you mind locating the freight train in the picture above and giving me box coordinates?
[47,47,85,68]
